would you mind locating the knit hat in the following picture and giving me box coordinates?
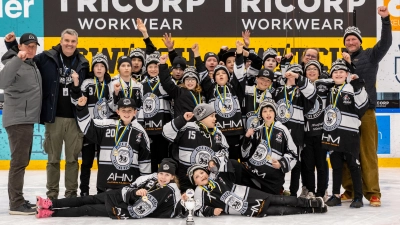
[258,98,277,120]
[330,59,350,76]
[117,98,137,109]
[117,56,132,69]
[304,60,321,75]
[182,66,199,83]
[256,68,275,81]
[343,26,362,45]
[187,164,209,185]
[262,48,278,64]
[221,51,236,65]
[213,65,230,80]
[158,158,178,175]
[91,53,109,71]
[129,48,145,63]
[172,56,187,70]
[204,52,219,62]
[193,103,215,121]
[286,64,303,75]
[145,52,161,69]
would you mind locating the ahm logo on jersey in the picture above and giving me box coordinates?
[0,0,44,37]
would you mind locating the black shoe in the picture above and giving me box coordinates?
[308,197,325,208]
[312,205,328,213]
[326,195,341,207]
[9,203,36,215]
[25,200,37,209]
[80,192,89,197]
[350,198,364,208]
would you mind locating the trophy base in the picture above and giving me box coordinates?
[186,221,195,225]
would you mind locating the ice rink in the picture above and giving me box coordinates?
[0,169,399,225]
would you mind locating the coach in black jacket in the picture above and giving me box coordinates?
[5,29,89,200]
[340,6,392,207]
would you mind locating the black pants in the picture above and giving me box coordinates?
[225,135,241,160]
[262,195,319,216]
[301,136,328,197]
[149,134,169,173]
[5,124,33,209]
[52,192,108,217]
[79,141,100,195]
[330,151,362,200]
[289,145,302,197]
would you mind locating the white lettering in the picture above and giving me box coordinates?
[324,0,343,13]
[321,19,332,29]
[149,18,158,30]
[258,19,269,30]
[298,0,320,13]
[242,0,261,13]
[348,0,365,12]
[187,0,205,12]
[283,19,292,29]
[388,0,400,17]
[334,19,343,30]
[242,19,257,30]
[5,0,22,18]
[271,18,280,30]
[311,19,320,29]
[61,0,68,12]
[264,0,272,12]
[24,0,34,17]
[163,0,182,12]
[225,0,232,12]
[102,0,108,12]
[160,18,171,29]
[145,120,162,128]
[294,19,309,30]
[173,18,182,30]
[78,0,97,12]
[276,0,295,13]
[121,18,130,30]
[78,18,93,29]
[95,18,106,30]
[109,18,118,30]
[113,0,133,12]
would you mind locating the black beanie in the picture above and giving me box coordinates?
[117,56,132,69]
[172,56,187,70]
[204,52,219,62]
[158,158,178,175]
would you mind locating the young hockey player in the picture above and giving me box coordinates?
[192,41,245,160]
[301,60,334,199]
[158,54,205,118]
[111,56,142,110]
[240,98,297,195]
[75,97,151,192]
[162,103,229,192]
[185,154,327,217]
[36,158,182,219]
[70,53,113,196]
[323,59,368,208]
[273,64,317,196]
[137,52,172,172]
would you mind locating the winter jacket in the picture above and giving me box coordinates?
[5,40,89,123]
[106,173,182,219]
[349,16,392,109]
[0,47,42,127]
[76,105,151,191]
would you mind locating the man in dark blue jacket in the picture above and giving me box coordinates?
[5,29,89,199]
[340,6,392,207]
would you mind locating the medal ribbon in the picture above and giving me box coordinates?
[119,78,133,98]
[148,78,161,93]
[198,122,217,136]
[254,87,267,113]
[114,120,129,147]
[264,121,275,150]
[283,85,297,109]
[190,91,202,106]
[331,83,346,108]
[94,77,105,100]
[215,85,227,106]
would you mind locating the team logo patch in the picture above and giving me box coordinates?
[163,164,169,170]
[128,194,158,218]
[136,133,142,143]
[276,99,293,123]
[306,96,324,119]
[220,191,248,214]
[214,93,238,118]
[93,98,110,119]
[249,141,271,166]
[276,132,283,143]
[215,134,222,143]
[143,93,160,118]
[246,111,260,129]
[323,105,342,131]
[317,84,328,93]
[111,142,134,170]
[343,94,352,105]
[190,146,215,166]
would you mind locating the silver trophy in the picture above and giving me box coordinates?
[181,189,199,225]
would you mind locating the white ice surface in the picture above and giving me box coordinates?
[0,169,399,225]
